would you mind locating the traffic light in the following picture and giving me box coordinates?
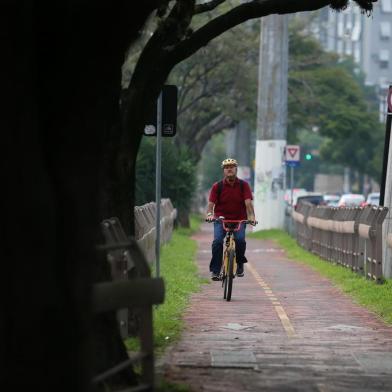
[305,153,312,160]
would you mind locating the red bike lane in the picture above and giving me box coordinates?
[159,223,392,391]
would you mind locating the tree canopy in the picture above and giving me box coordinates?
[167,15,258,161]
[196,14,383,194]
[287,21,383,181]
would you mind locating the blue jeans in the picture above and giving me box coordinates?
[209,221,247,274]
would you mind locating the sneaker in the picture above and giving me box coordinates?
[211,271,220,281]
[236,263,244,277]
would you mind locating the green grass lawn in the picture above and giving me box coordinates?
[125,215,207,391]
[248,229,392,324]
[152,216,209,355]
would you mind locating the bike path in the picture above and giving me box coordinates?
[159,223,392,391]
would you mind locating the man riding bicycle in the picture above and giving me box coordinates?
[206,158,256,281]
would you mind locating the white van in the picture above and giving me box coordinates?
[338,193,365,207]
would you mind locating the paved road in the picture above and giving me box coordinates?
[159,223,392,391]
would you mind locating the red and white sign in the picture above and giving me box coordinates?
[285,145,300,162]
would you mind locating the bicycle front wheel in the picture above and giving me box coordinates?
[223,263,227,299]
[224,249,235,301]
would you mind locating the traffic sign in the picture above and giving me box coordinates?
[286,161,300,168]
[285,145,300,163]
[144,85,178,137]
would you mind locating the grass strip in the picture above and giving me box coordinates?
[152,215,208,354]
[248,229,392,324]
[125,215,207,391]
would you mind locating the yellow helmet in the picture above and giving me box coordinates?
[221,158,238,168]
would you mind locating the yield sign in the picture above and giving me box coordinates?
[285,145,300,162]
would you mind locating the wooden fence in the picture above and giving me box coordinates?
[91,199,177,391]
[134,198,177,264]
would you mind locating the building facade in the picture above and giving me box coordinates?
[311,1,392,121]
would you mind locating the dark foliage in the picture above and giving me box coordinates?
[136,138,197,224]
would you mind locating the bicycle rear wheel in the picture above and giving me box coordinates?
[224,249,235,301]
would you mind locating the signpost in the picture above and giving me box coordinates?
[284,145,300,234]
[144,85,178,137]
[144,85,178,278]
[285,145,300,166]
[285,144,300,206]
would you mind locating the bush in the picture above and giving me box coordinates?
[136,138,197,218]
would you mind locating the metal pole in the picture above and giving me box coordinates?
[290,166,294,207]
[381,86,392,278]
[289,166,294,235]
[283,160,287,231]
[380,107,392,205]
[155,92,162,278]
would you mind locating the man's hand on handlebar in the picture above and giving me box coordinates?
[248,217,257,226]
[205,212,214,222]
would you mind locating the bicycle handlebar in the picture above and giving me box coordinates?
[205,217,258,231]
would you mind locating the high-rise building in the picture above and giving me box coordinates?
[307,1,392,121]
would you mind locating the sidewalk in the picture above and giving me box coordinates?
[159,223,392,391]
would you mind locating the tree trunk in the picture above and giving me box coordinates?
[2,2,156,390]
[177,208,191,228]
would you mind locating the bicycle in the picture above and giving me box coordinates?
[207,217,256,301]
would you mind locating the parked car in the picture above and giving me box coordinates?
[365,192,380,206]
[323,194,340,207]
[337,193,365,207]
[284,188,307,205]
[295,193,325,210]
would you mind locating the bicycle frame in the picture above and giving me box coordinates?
[217,219,248,301]
[222,230,236,300]
[221,222,243,272]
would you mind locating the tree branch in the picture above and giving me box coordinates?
[187,110,222,141]
[194,0,227,14]
[178,62,222,114]
[169,0,373,64]
[193,114,235,158]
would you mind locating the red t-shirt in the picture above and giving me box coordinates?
[209,178,253,220]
